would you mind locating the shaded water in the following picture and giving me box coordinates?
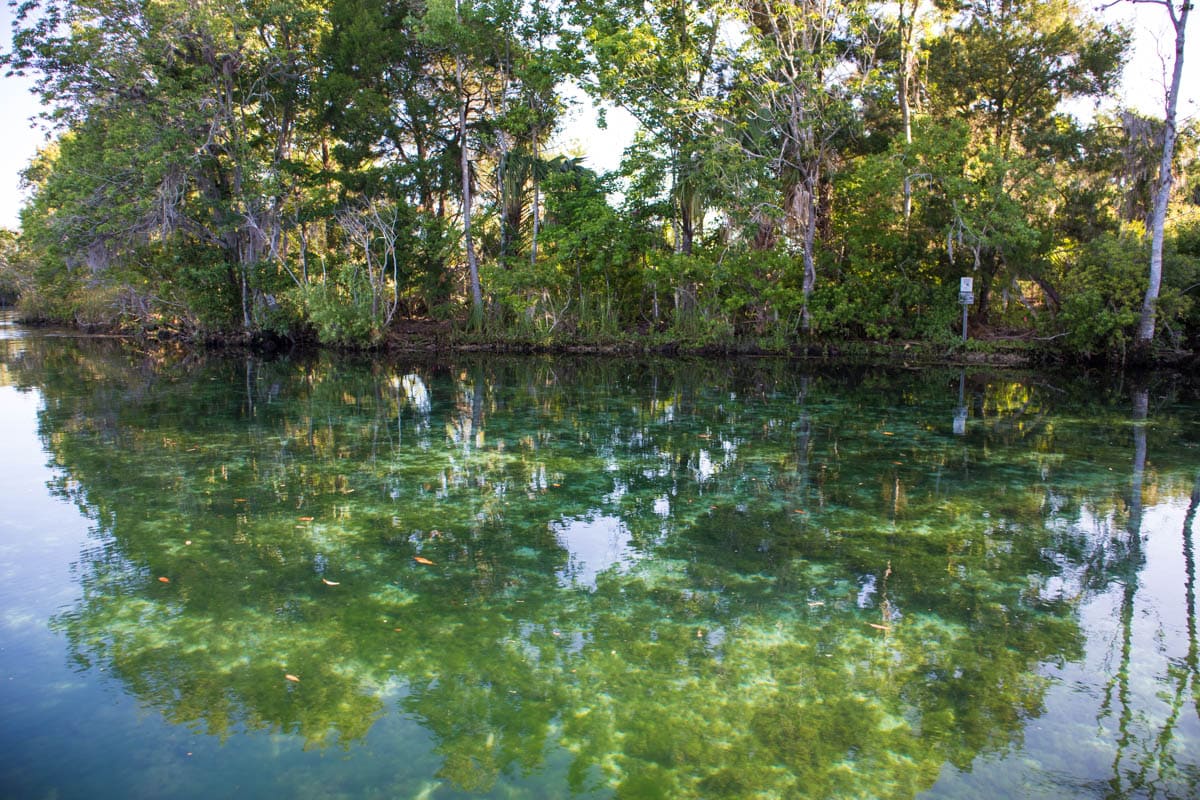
[1,314,1197,799]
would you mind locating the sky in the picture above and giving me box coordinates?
[1,2,1198,231]
[0,0,48,230]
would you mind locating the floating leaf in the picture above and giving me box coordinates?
[321,578,339,586]
[413,556,435,566]
[157,576,170,583]
[298,516,314,522]
[807,601,824,607]
[869,623,890,631]
[285,674,300,682]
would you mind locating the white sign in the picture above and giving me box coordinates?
[959,276,973,293]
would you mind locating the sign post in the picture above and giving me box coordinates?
[958,277,974,342]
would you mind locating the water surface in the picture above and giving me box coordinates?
[1,315,1197,798]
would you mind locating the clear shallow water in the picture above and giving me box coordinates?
[0,315,1197,799]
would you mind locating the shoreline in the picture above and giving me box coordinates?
[6,310,1196,370]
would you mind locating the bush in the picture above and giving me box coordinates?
[809,272,959,342]
[297,278,379,346]
[1054,230,1152,357]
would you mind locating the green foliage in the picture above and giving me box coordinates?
[4,0,1198,360]
[711,248,805,336]
[1055,230,1148,356]
[299,276,384,346]
[810,275,960,342]
[925,0,1128,153]
[1051,214,1199,355]
[482,258,573,340]
[0,230,27,306]
[1163,209,1200,344]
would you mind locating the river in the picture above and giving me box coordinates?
[1,312,1197,798]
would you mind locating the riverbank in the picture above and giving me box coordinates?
[7,308,1197,370]
[389,320,1200,370]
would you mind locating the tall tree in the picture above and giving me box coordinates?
[730,0,880,328]
[418,0,532,326]
[570,0,726,256]
[490,3,563,267]
[922,0,1126,319]
[7,0,327,331]
[895,0,930,147]
[1134,0,1191,348]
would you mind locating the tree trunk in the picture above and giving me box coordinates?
[456,52,483,328]
[1031,275,1062,311]
[800,207,817,330]
[753,217,778,251]
[531,132,540,267]
[680,201,695,256]
[782,166,819,331]
[1136,0,1190,348]
[899,0,915,222]
[898,0,915,147]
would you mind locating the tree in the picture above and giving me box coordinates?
[417,0,547,327]
[727,0,882,328]
[895,0,928,147]
[461,0,566,270]
[1134,0,1191,348]
[920,0,1126,321]
[0,228,23,305]
[6,0,328,333]
[570,0,728,257]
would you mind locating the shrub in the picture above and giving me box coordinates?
[1055,231,1147,357]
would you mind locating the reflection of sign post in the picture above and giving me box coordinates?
[953,369,967,435]
[958,277,974,341]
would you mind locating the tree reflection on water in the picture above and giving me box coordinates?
[4,337,1198,798]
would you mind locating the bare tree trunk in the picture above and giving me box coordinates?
[1136,0,1190,348]
[786,168,819,331]
[531,131,540,267]
[800,183,817,331]
[897,0,915,147]
[680,201,695,256]
[898,0,916,222]
[456,50,483,327]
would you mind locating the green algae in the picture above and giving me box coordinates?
[3,337,1199,798]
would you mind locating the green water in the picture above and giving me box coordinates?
[1,315,1198,799]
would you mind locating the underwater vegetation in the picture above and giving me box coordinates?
[3,331,1199,798]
